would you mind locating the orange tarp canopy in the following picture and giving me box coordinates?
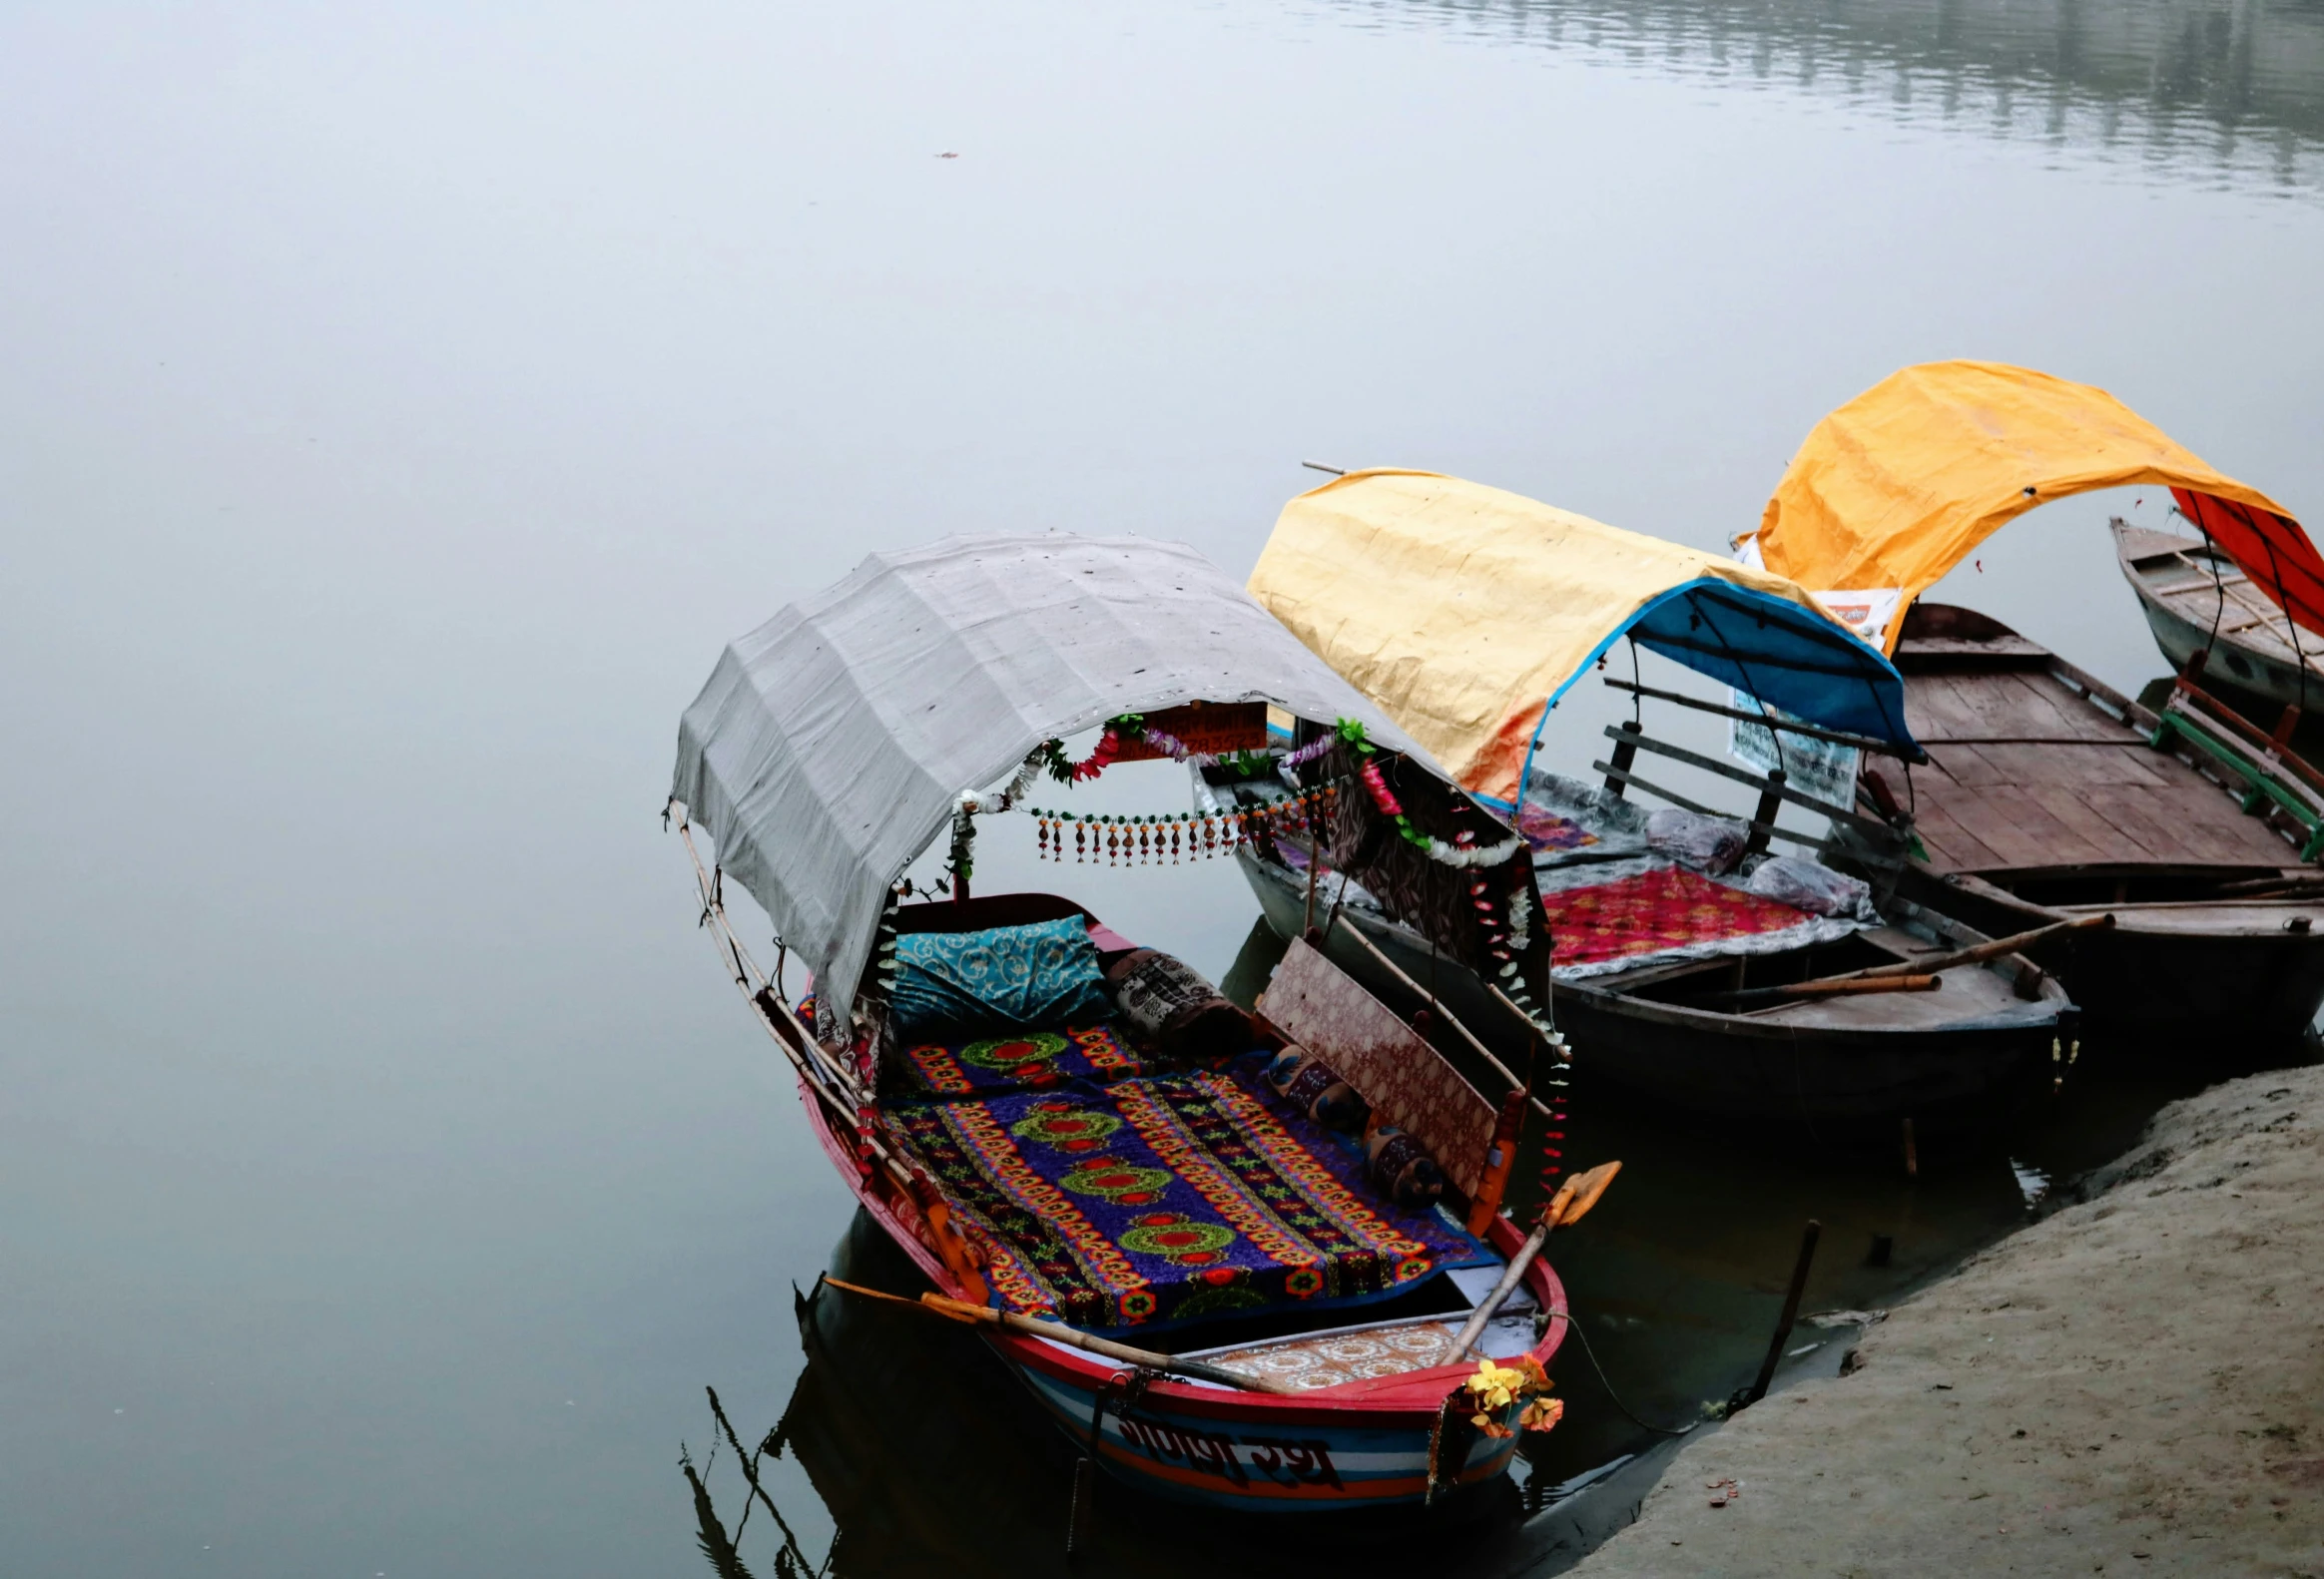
[1747,361,2322,655]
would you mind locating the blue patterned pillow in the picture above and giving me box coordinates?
[888,917,1114,1037]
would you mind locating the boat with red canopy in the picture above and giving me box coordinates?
[666,533,1614,1511]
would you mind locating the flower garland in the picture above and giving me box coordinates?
[1333,719,1523,869]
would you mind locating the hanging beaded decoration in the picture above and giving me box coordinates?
[1025,786,1343,864]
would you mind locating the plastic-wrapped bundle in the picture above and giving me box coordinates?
[1645,807,1748,875]
[1745,854,1877,920]
[1265,1046,1368,1131]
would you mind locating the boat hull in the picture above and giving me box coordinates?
[1005,1337,1521,1510]
[1895,866,2324,1043]
[1237,849,2059,1136]
[791,1036,1569,1513]
[2127,570,2320,717]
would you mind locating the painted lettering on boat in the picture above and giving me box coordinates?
[1112,1414,1345,1490]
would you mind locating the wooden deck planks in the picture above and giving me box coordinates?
[1897,662,2299,874]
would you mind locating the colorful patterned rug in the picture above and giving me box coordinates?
[795,993,1147,1097]
[899,1020,1144,1096]
[885,1059,1495,1333]
[1544,863,1812,969]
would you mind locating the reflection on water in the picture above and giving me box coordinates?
[686,919,2257,1575]
[1339,0,2324,193]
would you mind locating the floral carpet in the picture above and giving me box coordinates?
[885,1057,1494,1333]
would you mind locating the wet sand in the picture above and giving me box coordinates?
[1563,1065,2324,1577]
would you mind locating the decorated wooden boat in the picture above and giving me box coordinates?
[1743,361,2324,1041]
[1239,469,2070,1136]
[1850,603,2324,1041]
[667,534,1609,1514]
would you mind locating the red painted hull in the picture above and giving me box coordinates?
[796,1072,1570,1511]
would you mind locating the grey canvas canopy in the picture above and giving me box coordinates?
[669,533,1434,1023]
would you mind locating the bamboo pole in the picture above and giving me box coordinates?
[1702,973,1941,1007]
[822,1278,1302,1395]
[1323,910,1555,1121]
[1845,912,2113,980]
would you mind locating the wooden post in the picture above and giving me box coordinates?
[1744,1220,1822,1406]
[1603,721,1642,798]
[1745,766,1787,858]
[1464,1088,1530,1236]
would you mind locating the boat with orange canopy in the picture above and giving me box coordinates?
[1740,360,2324,1041]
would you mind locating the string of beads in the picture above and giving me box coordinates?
[1028,785,1342,864]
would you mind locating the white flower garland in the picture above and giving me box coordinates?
[1418,831,1524,869]
[960,748,1049,814]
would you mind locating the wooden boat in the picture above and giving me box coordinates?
[1240,469,2069,1136]
[668,534,1605,1513]
[1741,362,2324,1042]
[2114,518,2324,716]
[1861,603,2324,1041]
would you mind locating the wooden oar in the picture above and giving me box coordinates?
[1697,912,2115,1006]
[1845,911,2113,979]
[821,1277,1302,1395]
[1448,1160,1621,1358]
[1701,973,1941,1007]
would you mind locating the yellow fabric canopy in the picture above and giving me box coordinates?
[1248,469,1911,805]
[1748,360,2316,654]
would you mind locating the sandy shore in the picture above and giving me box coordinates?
[1563,1065,2324,1577]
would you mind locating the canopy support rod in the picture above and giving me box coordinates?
[1601,677,1927,762]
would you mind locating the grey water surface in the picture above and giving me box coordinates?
[4,2,2321,1575]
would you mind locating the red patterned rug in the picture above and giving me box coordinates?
[1544,865,1810,969]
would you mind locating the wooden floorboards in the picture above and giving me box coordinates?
[1898,666,2296,873]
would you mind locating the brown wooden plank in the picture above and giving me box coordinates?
[1907,798,2008,872]
[1902,674,2002,742]
[1967,784,2120,866]
[1964,742,2175,790]
[2065,785,2208,864]
[2084,784,2297,867]
[1924,742,2013,790]
[2019,784,2167,863]
[2015,673,2144,742]
[1926,786,2070,868]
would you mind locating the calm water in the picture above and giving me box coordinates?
[4,2,2321,1575]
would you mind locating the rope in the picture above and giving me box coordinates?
[1553,1301,1696,1438]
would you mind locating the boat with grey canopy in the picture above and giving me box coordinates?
[666,532,1620,1513]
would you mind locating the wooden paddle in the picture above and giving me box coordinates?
[1449,1160,1622,1358]
[1699,912,2114,1006]
[1701,973,1941,1007]
[820,1277,1301,1395]
[1845,912,2114,979]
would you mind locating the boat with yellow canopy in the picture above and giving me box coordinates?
[1239,468,2075,1137]
[1742,361,2324,1042]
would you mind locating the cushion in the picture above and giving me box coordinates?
[889,916,1114,1037]
[1105,947,1254,1063]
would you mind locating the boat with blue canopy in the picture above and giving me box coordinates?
[1239,469,2077,1139]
